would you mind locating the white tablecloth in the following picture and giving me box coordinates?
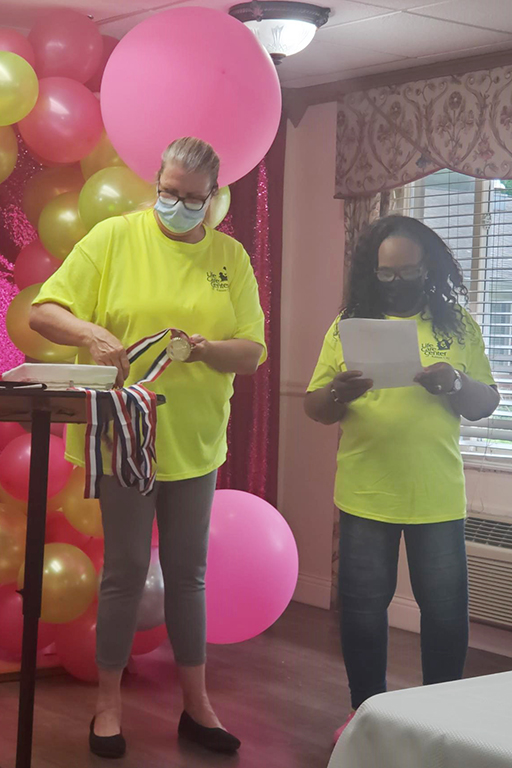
[328,672,512,768]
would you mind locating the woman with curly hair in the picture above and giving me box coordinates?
[304,215,499,742]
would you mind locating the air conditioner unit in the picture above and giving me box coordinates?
[466,515,512,629]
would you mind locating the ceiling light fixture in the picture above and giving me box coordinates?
[229,0,330,64]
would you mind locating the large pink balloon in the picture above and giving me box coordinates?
[28,9,102,83]
[14,239,60,290]
[18,78,103,164]
[0,422,25,452]
[0,584,55,659]
[206,491,298,644]
[54,604,98,682]
[101,7,281,187]
[0,434,73,501]
[86,35,118,93]
[0,28,35,67]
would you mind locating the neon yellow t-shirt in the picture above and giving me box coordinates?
[307,311,495,524]
[34,209,267,481]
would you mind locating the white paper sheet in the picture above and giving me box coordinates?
[337,318,422,390]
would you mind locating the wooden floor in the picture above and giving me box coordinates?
[0,602,511,768]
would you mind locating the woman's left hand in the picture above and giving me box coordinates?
[415,363,456,395]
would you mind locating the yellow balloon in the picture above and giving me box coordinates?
[6,283,78,363]
[205,186,231,229]
[80,130,127,180]
[0,51,38,126]
[22,165,84,229]
[38,190,87,261]
[0,125,17,183]
[78,166,155,231]
[18,543,96,624]
[0,505,26,586]
[60,467,103,538]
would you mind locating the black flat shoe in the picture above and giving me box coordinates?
[178,711,241,754]
[89,717,126,759]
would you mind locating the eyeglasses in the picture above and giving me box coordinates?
[157,187,213,212]
[375,266,425,283]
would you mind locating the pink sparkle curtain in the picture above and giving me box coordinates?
[0,138,40,374]
[217,118,286,505]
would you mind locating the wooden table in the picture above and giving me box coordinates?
[0,387,164,768]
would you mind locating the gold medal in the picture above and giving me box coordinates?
[167,333,192,362]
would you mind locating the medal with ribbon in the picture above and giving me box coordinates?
[82,328,192,499]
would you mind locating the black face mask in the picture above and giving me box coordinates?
[379,278,425,315]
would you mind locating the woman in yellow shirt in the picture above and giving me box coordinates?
[305,215,499,742]
[30,137,266,758]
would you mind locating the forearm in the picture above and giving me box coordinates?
[30,303,95,348]
[304,385,347,425]
[450,373,500,421]
[202,339,263,375]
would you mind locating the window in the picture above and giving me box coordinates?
[399,169,512,469]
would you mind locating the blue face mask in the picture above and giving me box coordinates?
[154,196,207,234]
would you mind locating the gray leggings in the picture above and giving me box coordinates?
[96,471,217,670]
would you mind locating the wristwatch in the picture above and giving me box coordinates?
[446,369,463,395]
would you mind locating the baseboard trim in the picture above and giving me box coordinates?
[389,595,512,658]
[293,573,331,609]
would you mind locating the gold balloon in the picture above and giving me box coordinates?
[6,283,78,363]
[205,186,231,229]
[78,166,155,231]
[0,484,27,515]
[60,467,103,538]
[80,130,127,180]
[18,543,96,624]
[0,124,17,183]
[0,51,38,126]
[38,190,87,261]
[0,505,26,586]
[22,165,84,228]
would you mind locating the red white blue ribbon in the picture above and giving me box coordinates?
[82,328,185,499]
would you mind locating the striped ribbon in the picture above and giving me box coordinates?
[82,328,185,499]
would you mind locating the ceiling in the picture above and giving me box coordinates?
[2,0,512,89]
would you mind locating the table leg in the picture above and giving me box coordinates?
[15,410,52,768]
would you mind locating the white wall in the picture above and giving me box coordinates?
[278,102,344,609]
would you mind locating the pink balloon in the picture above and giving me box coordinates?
[206,491,298,644]
[0,422,26,452]
[14,239,60,290]
[19,78,103,164]
[0,28,35,67]
[131,624,167,656]
[54,604,98,682]
[0,434,73,501]
[101,7,281,187]
[82,537,104,573]
[0,584,55,659]
[45,511,91,549]
[86,35,118,93]
[50,423,65,438]
[28,9,102,83]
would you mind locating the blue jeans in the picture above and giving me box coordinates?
[338,511,469,709]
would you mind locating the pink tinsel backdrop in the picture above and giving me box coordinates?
[0,136,41,373]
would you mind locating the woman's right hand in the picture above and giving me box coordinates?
[331,371,373,404]
[87,325,130,388]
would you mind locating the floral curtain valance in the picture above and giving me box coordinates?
[335,64,512,199]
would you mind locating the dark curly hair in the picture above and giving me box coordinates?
[341,214,469,343]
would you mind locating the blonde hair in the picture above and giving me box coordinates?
[158,137,220,189]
